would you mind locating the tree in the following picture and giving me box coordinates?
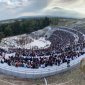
[4,26,13,36]
[43,17,50,27]
[0,32,5,42]
[0,28,2,32]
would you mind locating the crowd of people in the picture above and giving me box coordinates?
[58,27,84,43]
[48,30,75,51]
[0,46,84,69]
[0,27,85,69]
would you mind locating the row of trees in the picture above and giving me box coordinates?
[0,17,60,41]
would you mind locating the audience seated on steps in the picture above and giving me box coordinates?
[0,27,85,69]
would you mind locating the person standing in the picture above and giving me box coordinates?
[67,58,70,67]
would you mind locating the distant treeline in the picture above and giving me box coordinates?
[0,17,60,41]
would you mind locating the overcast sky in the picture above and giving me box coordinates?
[0,0,85,20]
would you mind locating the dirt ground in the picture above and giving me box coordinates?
[0,66,85,85]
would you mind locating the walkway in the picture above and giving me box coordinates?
[0,54,84,79]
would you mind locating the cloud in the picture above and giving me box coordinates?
[0,0,52,20]
[0,0,85,20]
[52,7,63,10]
[57,0,79,4]
[0,0,28,9]
[42,8,84,18]
[19,0,51,13]
[15,0,52,17]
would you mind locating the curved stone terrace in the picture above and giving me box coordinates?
[0,53,84,79]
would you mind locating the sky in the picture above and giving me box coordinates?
[0,0,85,20]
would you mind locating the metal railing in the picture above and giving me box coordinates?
[0,54,83,79]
